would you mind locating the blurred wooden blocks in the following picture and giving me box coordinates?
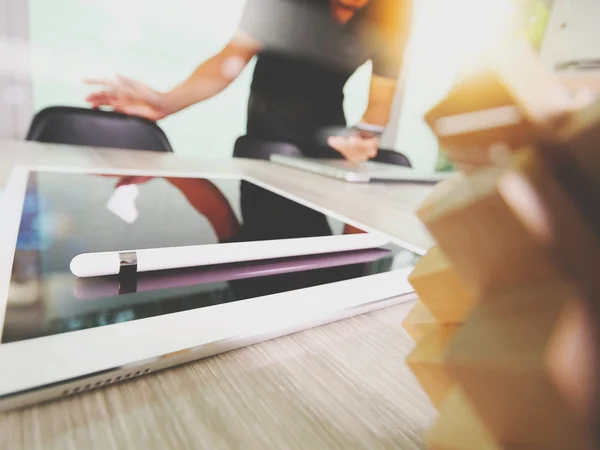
[417,173,467,221]
[501,148,600,436]
[425,38,572,171]
[408,246,475,324]
[402,300,438,343]
[445,283,588,449]
[419,166,561,293]
[546,297,598,426]
[406,325,460,409]
[425,69,534,165]
[404,37,600,450]
[547,99,600,206]
[501,147,600,304]
[488,38,573,127]
[428,387,503,450]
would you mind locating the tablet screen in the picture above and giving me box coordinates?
[3,170,420,343]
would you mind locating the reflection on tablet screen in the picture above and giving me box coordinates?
[4,170,420,343]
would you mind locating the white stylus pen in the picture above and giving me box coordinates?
[69,234,390,278]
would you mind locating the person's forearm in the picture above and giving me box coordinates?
[361,102,393,127]
[360,74,398,127]
[161,55,237,115]
[161,33,259,116]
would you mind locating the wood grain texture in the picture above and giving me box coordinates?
[0,304,434,450]
[0,140,436,449]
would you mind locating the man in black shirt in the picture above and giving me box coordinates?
[86,0,412,162]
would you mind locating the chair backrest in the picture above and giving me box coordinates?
[233,135,303,160]
[373,148,412,168]
[26,106,173,152]
[234,135,412,168]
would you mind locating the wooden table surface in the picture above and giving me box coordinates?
[0,140,436,450]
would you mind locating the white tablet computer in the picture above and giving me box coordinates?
[0,166,421,412]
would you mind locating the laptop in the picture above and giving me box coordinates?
[270,154,453,183]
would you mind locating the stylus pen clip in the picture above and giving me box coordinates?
[118,251,138,294]
[119,251,138,274]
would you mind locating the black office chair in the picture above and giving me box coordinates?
[233,135,303,160]
[374,148,412,168]
[26,106,173,152]
[233,135,412,168]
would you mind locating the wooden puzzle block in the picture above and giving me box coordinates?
[427,387,504,450]
[408,246,476,324]
[402,300,438,343]
[486,38,573,128]
[547,298,598,425]
[500,146,600,309]
[406,325,460,409]
[418,166,562,294]
[426,69,533,167]
[425,38,572,171]
[500,145,600,439]
[405,36,600,450]
[417,173,466,221]
[445,282,590,449]
[546,99,600,214]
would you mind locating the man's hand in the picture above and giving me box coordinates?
[83,31,259,122]
[84,75,168,121]
[327,135,379,163]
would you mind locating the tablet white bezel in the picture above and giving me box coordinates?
[0,165,418,406]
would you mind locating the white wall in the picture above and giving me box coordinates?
[393,0,468,172]
[0,0,32,139]
[0,0,12,139]
[541,0,600,68]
